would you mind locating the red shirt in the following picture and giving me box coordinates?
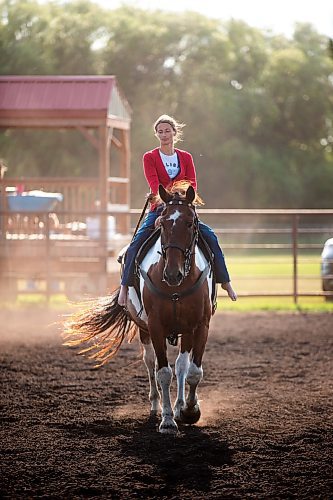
[143,147,197,210]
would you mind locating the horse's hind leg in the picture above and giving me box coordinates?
[182,361,203,424]
[174,338,191,421]
[140,329,160,415]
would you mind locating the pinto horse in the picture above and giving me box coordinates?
[63,183,215,434]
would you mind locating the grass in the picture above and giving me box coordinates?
[217,252,333,311]
[228,253,321,275]
[2,293,331,313]
[1,293,332,313]
[217,296,333,312]
[1,253,332,312]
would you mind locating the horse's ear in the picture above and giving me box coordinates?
[186,185,196,205]
[159,184,172,203]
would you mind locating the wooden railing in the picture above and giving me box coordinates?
[130,207,333,303]
[0,206,332,302]
[0,176,130,233]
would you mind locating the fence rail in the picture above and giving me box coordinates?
[190,209,333,303]
[0,207,332,302]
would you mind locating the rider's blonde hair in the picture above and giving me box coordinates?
[153,180,204,206]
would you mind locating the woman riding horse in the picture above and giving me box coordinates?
[118,114,237,306]
[64,183,219,433]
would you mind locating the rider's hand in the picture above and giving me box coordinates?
[222,282,237,301]
[146,193,154,202]
[155,216,162,228]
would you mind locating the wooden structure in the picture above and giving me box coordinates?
[0,76,132,299]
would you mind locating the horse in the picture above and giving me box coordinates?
[63,182,215,434]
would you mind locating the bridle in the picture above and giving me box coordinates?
[160,199,199,279]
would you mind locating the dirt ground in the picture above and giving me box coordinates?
[0,308,332,499]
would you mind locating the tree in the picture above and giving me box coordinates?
[1,2,332,207]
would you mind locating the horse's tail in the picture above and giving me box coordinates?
[62,288,138,366]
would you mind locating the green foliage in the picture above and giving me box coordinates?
[1,1,333,208]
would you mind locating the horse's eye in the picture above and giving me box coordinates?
[187,222,193,228]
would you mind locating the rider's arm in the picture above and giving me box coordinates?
[143,151,159,194]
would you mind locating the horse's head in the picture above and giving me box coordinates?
[158,184,198,286]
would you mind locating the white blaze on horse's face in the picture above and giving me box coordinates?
[167,209,181,226]
[161,206,194,287]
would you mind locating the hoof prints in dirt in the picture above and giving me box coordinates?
[0,311,333,499]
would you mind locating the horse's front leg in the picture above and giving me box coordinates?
[181,323,208,425]
[174,339,191,421]
[150,325,178,434]
[157,364,177,434]
[140,329,160,415]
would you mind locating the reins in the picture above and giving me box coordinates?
[131,193,153,242]
[117,194,152,265]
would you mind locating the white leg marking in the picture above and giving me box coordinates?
[174,351,190,420]
[186,361,203,407]
[143,343,160,413]
[157,366,178,434]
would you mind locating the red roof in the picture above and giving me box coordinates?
[0,75,131,126]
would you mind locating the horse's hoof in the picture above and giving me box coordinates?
[159,417,178,434]
[180,405,201,425]
[149,409,159,424]
[159,426,178,435]
[174,405,185,423]
[146,411,159,428]
[174,412,182,423]
[150,401,161,414]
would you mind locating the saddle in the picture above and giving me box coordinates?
[116,227,160,280]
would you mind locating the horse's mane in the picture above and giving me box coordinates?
[153,180,205,206]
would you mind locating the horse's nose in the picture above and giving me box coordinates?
[164,269,183,286]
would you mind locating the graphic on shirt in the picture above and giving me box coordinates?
[159,151,180,179]
[166,162,178,177]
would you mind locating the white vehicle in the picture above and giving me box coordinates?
[321,238,333,300]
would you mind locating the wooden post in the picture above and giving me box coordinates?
[98,125,109,294]
[292,215,299,305]
[45,212,51,304]
[119,128,130,234]
[0,161,7,241]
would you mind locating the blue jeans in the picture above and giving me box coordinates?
[121,209,230,285]
[121,209,162,286]
[198,221,230,283]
